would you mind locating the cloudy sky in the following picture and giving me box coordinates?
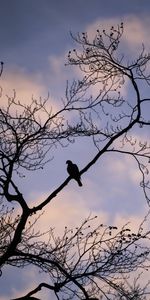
[1,0,150,299]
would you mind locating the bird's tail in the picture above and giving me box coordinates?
[78,179,82,187]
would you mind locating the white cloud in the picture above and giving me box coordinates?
[108,154,141,185]
[1,67,46,103]
[113,209,150,232]
[85,15,150,53]
[48,53,72,99]
[48,54,67,79]
[29,186,108,236]
[122,15,150,51]
[0,66,64,124]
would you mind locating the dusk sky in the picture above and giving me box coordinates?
[1,1,150,299]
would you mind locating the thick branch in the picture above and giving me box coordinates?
[11,282,55,300]
[0,210,30,267]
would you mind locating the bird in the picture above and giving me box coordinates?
[66,160,82,187]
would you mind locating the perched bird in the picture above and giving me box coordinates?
[66,160,82,187]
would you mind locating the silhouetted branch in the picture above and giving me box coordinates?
[6,215,150,299]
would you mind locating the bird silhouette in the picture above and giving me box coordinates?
[66,160,82,186]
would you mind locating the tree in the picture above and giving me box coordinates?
[0,23,150,299]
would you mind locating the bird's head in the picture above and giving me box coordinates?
[66,160,72,165]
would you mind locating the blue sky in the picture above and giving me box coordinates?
[0,1,150,299]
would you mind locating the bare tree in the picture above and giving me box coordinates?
[0,23,150,299]
[2,213,150,300]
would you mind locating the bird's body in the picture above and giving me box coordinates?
[66,160,82,186]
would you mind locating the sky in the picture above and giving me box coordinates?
[0,0,150,299]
